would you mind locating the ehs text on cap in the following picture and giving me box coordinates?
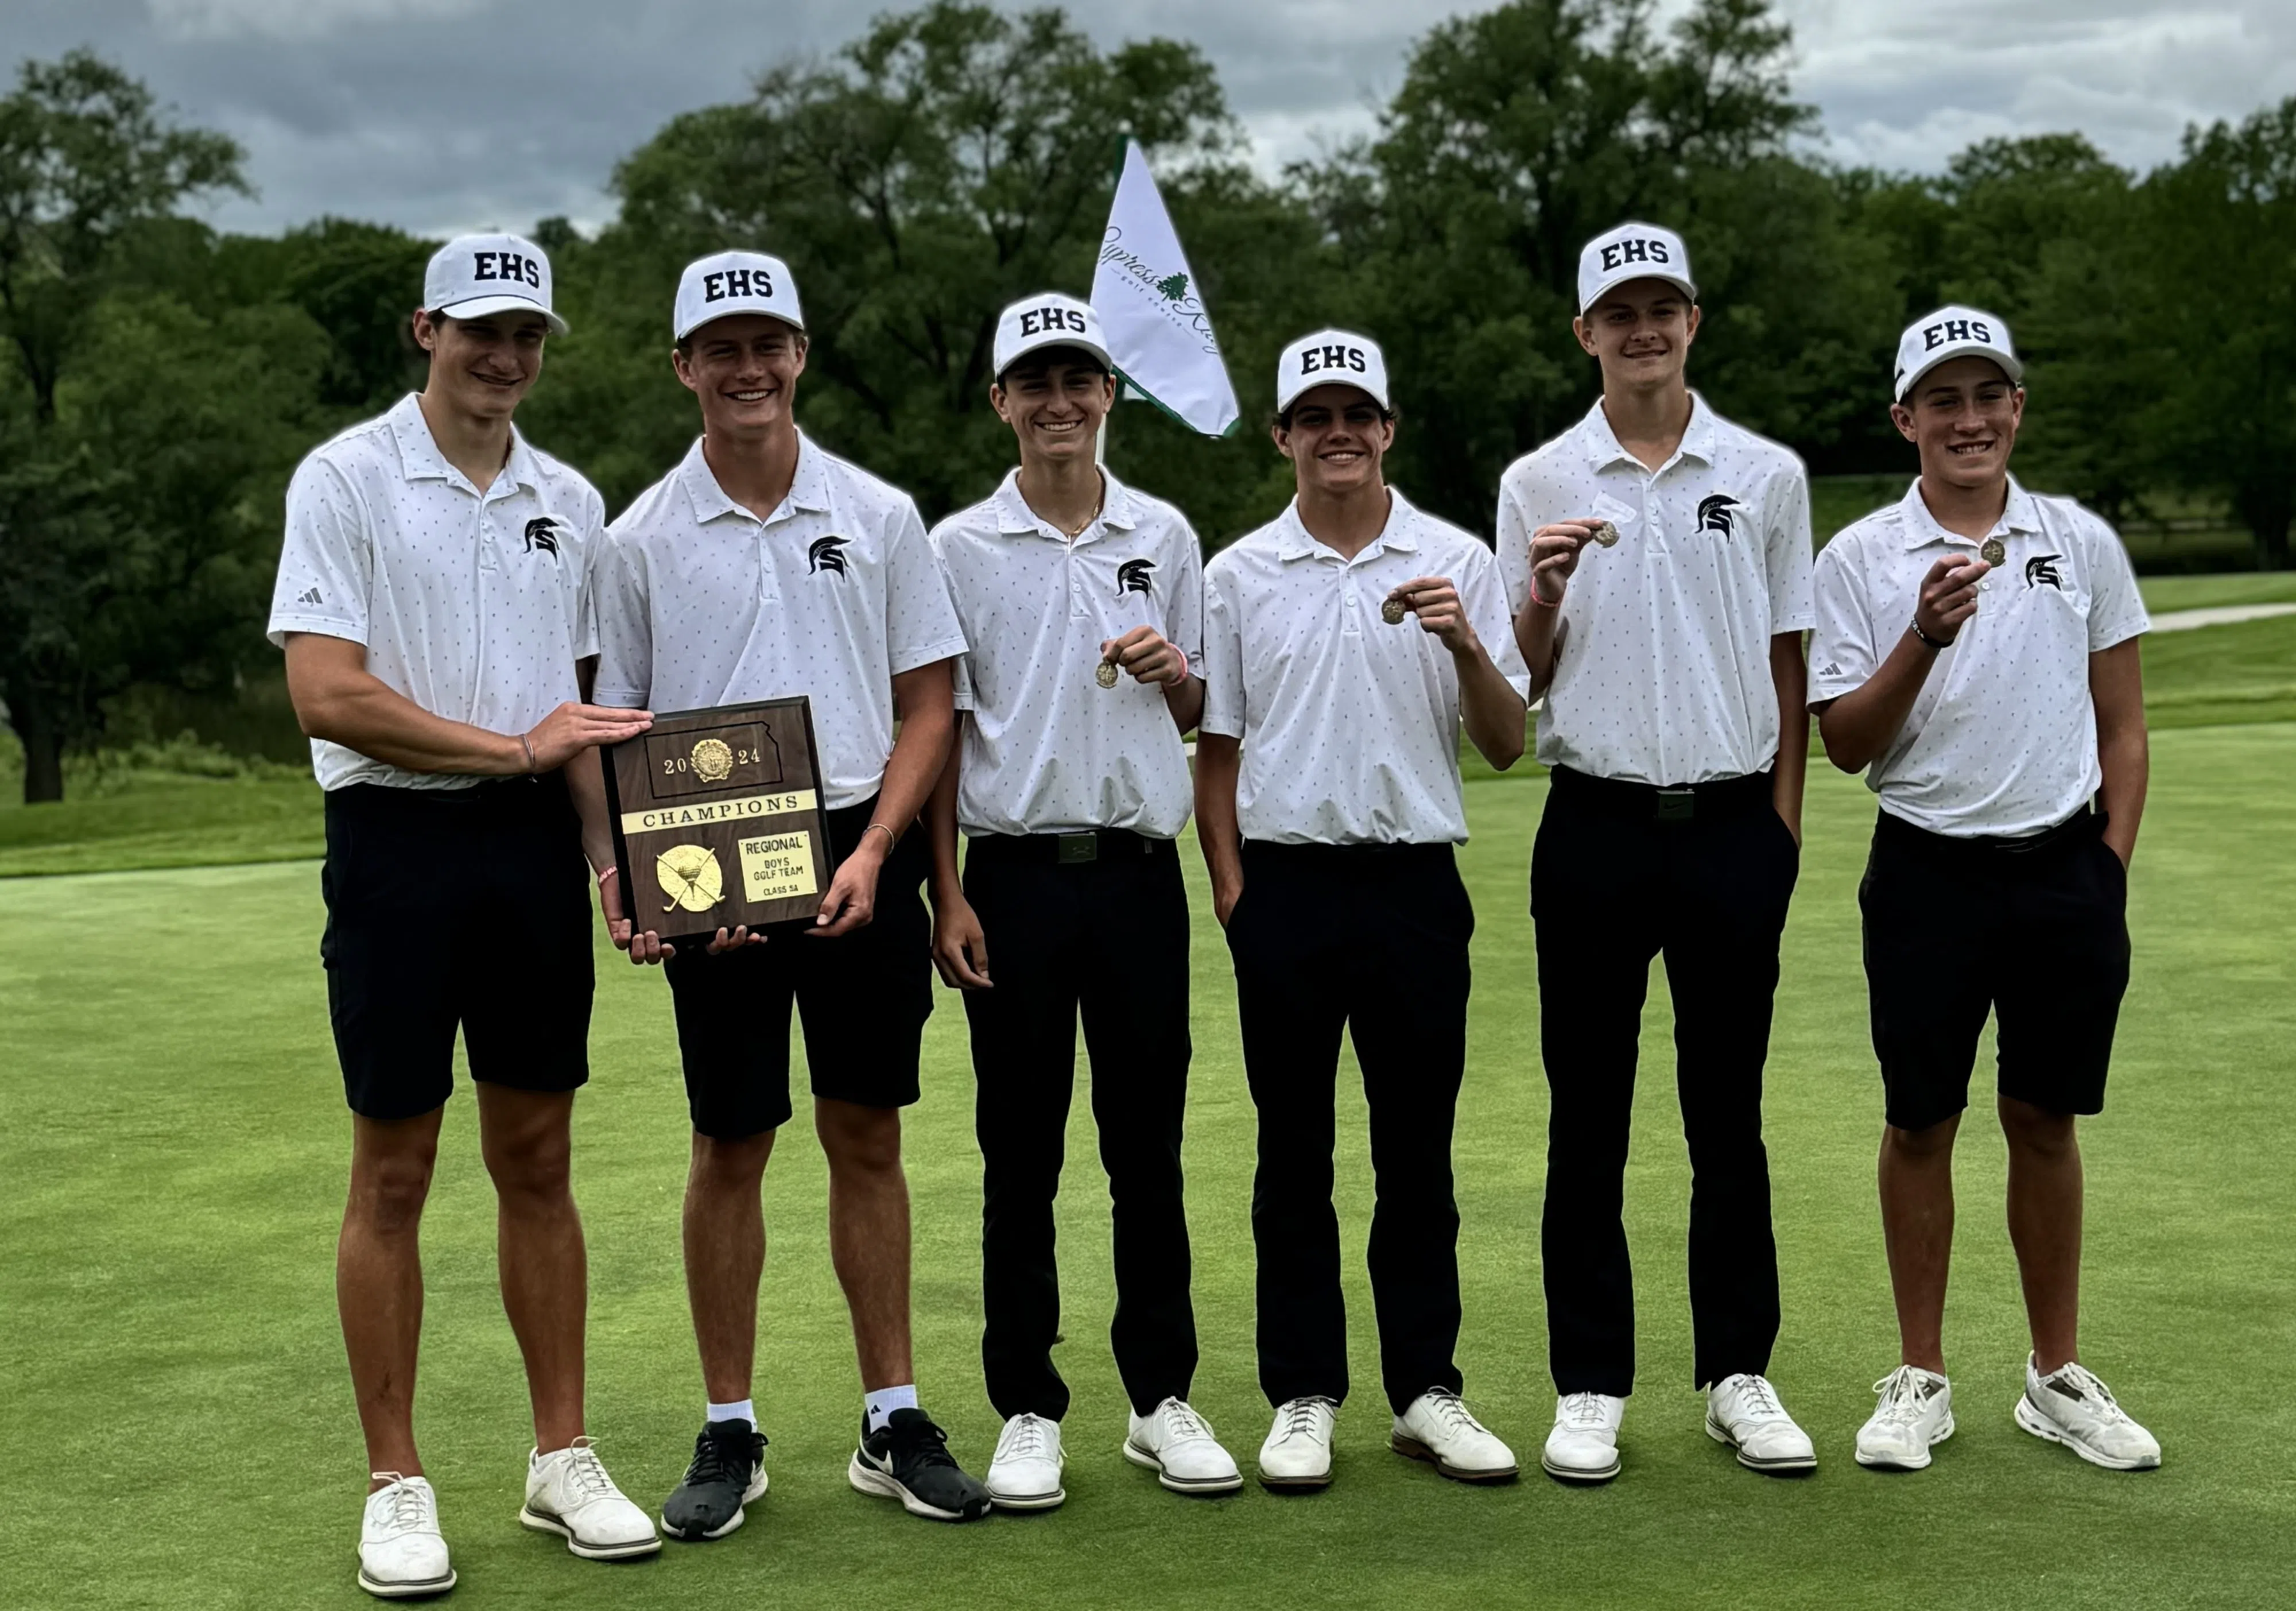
[674,251,805,343]
[1576,222,1696,313]
[1275,329,1390,413]
[424,233,567,335]
[994,292,1114,379]
[1893,305,2023,402]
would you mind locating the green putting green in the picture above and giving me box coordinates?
[2,724,2290,1609]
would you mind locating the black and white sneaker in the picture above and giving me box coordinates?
[661,1420,769,1541]
[846,1408,991,1522]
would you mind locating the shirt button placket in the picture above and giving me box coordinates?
[476,493,500,575]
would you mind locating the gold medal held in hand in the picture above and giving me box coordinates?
[1095,659,1120,689]
[1980,537,2006,567]
[1381,597,1409,625]
[1591,520,1621,548]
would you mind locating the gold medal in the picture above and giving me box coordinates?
[1980,537,2006,567]
[1591,521,1621,548]
[1380,597,1409,625]
[1095,660,1120,689]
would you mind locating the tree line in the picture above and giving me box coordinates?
[4,0,2292,801]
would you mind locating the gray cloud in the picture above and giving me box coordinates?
[7,0,2293,239]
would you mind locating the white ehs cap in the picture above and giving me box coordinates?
[1894,305,2023,401]
[993,292,1113,379]
[674,251,805,342]
[424,232,567,335]
[1577,222,1696,312]
[1275,329,1390,413]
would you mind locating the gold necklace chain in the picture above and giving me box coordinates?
[1060,482,1106,539]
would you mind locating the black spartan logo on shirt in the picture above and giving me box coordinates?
[1116,559,1156,597]
[2026,554,2065,590]
[522,517,561,557]
[1697,494,1741,536]
[809,536,851,576]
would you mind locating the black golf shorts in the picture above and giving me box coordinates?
[661,797,933,1139]
[1859,806,2130,1132]
[321,775,595,1121]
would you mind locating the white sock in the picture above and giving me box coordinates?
[864,1384,919,1435]
[707,1399,755,1427]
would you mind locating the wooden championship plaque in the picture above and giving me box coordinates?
[600,698,836,941]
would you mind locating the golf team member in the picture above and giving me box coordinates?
[269,233,661,1598]
[586,251,990,1531]
[926,293,1240,1510]
[1812,309,2158,1473]
[1197,330,1530,1492]
[1499,222,1818,1483]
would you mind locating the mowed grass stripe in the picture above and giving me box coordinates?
[1,726,2291,1609]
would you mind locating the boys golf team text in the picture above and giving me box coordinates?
[266,223,2159,1601]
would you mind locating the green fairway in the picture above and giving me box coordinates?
[2140,615,2296,730]
[2140,572,2296,613]
[3,726,2291,1610]
[0,772,324,878]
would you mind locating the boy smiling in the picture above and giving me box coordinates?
[1810,308,2157,1473]
[926,292,1235,1510]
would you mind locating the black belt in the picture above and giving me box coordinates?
[1242,838,1456,865]
[1878,805,2101,855]
[965,828,1171,866]
[1549,765,1772,822]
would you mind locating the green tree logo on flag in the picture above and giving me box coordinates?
[1154,272,1189,301]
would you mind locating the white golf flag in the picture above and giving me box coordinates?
[1091,140,1240,437]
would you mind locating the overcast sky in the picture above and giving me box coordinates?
[13,0,2295,239]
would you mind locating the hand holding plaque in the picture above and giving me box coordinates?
[599,697,837,944]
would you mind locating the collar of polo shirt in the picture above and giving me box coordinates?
[1271,489,1424,563]
[1899,474,2042,550]
[1579,391,1718,473]
[677,431,832,525]
[990,467,1139,540]
[387,394,543,494]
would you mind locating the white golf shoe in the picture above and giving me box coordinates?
[1124,1397,1243,1494]
[2015,1356,2161,1470]
[1541,1392,1624,1484]
[1390,1388,1519,1482]
[1855,1365,1954,1470]
[985,1412,1066,1511]
[1705,1374,1817,1474]
[518,1438,662,1559]
[358,1473,454,1600]
[1257,1396,1336,1490]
